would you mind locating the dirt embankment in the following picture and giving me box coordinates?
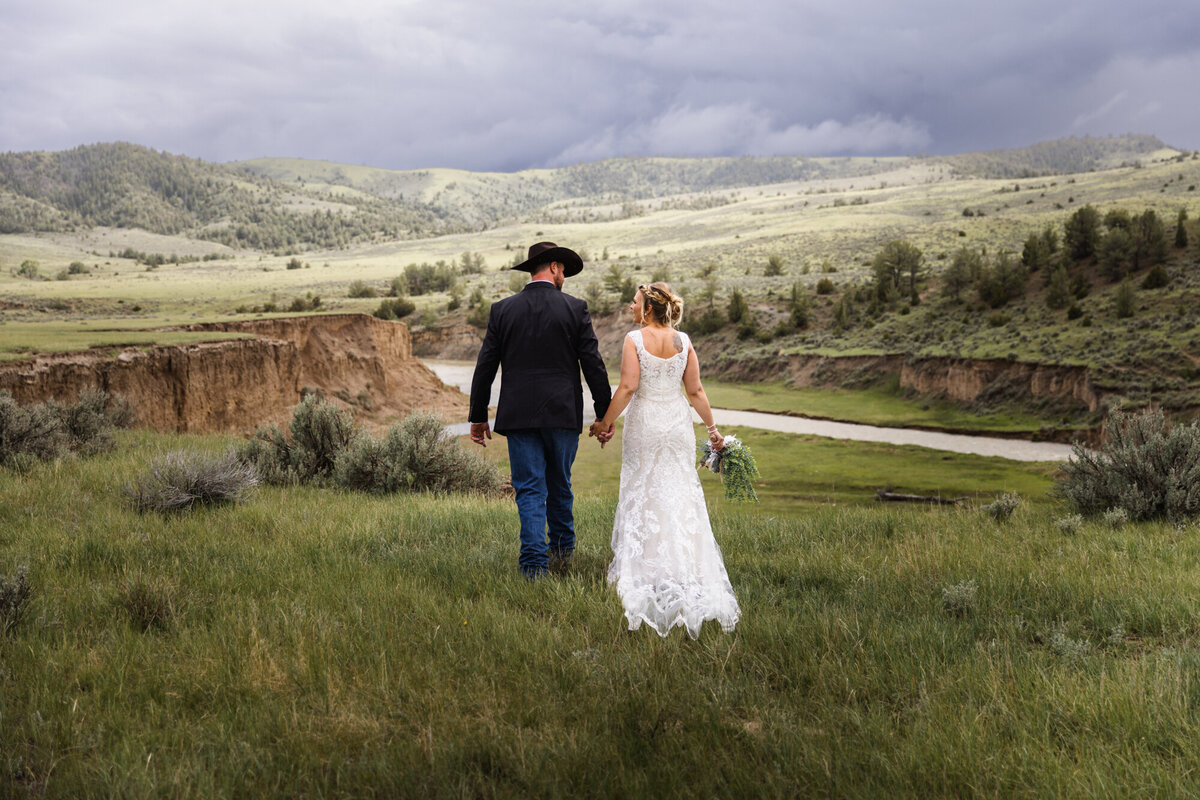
[410,322,486,361]
[408,314,1103,427]
[0,314,467,433]
[711,351,1100,413]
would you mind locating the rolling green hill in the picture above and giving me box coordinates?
[0,137,1177,248]
[934,134,1170,179]
[0,143,456,250]
[235,154,906,228]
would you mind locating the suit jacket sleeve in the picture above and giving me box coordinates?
[469,305,501,423]
[576,301,612,420]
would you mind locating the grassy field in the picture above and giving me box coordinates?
[0,321,256,362]
[10,426,1200,797]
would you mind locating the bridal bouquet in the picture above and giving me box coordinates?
[698,435,759,503]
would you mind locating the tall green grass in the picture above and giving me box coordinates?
[3,430,1200,797]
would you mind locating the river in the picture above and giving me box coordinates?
[425,360,1077,463]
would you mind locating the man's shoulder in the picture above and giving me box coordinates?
[489,292,524,315]
[557,290,591,314]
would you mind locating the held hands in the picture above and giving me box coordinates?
[469,422,492,447]
[589,419,614,448]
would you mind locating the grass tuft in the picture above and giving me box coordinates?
[0,564,32,635]
[117,573,176,631]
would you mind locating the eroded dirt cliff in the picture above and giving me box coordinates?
[711,351,1100,413]
[0,314,467,433]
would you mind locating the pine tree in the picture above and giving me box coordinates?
[1022,232,1049,272]
[1044,264,1072,310]
[1176,208,1189,249]
[1114,279,1136,319]
[1129,209,1167,272]
[871,240,923,301]
[1064,204,1101,261]
[727,289,748,324]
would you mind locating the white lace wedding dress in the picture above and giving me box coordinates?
[608,329,740,638]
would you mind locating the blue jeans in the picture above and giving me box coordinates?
[506,428,580,577]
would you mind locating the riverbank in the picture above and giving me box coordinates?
[425,360,1079,462]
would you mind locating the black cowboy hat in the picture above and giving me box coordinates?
[511,241,584,277]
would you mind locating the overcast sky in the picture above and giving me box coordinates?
[2,0,1197,172]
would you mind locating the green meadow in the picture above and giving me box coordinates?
[6,427,1200,797]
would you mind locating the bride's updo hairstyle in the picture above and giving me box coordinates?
[638,282,684,328]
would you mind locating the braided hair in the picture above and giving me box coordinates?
[638,282,684,328]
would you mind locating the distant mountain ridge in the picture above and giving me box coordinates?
[0,135,1179,248]
[934,134,1170,178]
[0,142,452,249]
[235,154,901,227]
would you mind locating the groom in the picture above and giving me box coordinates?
[468,242,612,578]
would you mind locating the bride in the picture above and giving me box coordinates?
[589,282,740,638]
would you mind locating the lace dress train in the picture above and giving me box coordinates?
[608,330,740,638]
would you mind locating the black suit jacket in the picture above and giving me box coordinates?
[469,281,611,434]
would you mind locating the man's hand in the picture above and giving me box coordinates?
[589,419,615,448]
[470,421,492,447]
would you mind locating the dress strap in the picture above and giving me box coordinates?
[627,329,644,353]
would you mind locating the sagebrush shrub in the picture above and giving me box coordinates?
[238,424,300,485]
[1047,628,1091,662]
[240,395,359,485]
[941,579,977,617]
[374,297,416,320]
[334,411,505,495]
[127,450,259,512]
[0,565,32,635]
[0,391,67,468]
[1,389,135,468]
[1103,507,1130,529]
[984,492,1021,521]
[289,394,359,481]
[1054,410,1200,522]
[1054,514,1084,534]
[55,388,136,456]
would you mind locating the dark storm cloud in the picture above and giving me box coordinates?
[1,0,1197,171]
